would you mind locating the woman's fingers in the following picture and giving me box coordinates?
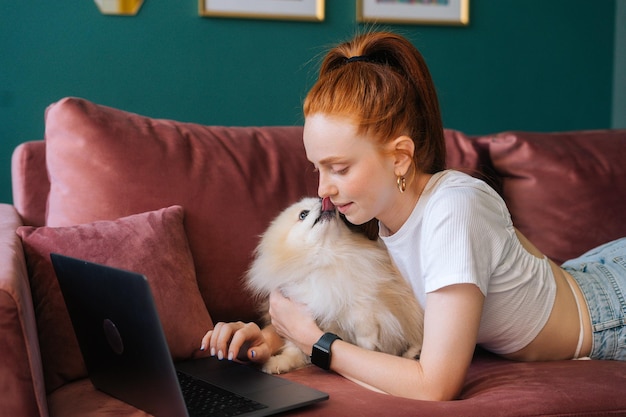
[201,321,269,363]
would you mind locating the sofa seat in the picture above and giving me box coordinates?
[43,350,626,417]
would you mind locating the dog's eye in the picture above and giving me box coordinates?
[299,210,310,220]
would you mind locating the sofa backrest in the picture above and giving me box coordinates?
[12,97,626,321]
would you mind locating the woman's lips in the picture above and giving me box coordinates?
[336,202,352,214]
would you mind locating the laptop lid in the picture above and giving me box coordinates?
[50,253,328,417]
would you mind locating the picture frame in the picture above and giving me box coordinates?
[199,0,325,22]
[357,0,469,26]
[94,0,144,15]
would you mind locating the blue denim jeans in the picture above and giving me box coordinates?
[562,238,626,360]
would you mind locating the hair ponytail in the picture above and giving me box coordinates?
[304,31,446,174]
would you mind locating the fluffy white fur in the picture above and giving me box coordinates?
[247,197,424,374]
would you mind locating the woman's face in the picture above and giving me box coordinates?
[303,113,399,227]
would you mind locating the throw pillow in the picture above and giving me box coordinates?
[17,205,213,394]
[488,129,626,264]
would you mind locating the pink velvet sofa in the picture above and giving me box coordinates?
[2,97,626,417]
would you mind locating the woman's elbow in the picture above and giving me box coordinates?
[423,389,460,402]
[402,380,462,402]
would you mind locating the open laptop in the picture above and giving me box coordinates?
[50,253,328,417]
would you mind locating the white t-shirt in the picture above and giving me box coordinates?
[380,170,556,354]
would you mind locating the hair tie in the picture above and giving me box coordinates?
[345,55,370,63]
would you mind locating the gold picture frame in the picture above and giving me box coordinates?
[357,0,469,26]
[199,0,325,22]
[94,0,144,16]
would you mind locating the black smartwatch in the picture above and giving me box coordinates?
[311,333,342,370]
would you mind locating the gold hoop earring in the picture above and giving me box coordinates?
[397,176,406,193]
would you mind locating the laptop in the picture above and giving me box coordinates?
[50,253,328,417]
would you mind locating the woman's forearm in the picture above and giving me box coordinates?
[323,285,483,401]
[328,340,446,400]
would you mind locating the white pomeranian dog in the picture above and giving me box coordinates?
[246,197,424,374]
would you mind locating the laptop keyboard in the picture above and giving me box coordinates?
[177,370,268,417]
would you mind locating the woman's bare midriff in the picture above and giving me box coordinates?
[501,230,593,362]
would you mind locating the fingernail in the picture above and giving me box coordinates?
[200,346,205,351]
[228,351,234,361]
[210,348,215,357]
[250,350,256,359]
[218,350,224,360]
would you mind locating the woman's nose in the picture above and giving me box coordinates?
[317,171,336,199]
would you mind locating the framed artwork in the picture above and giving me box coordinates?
[357,0,469,26]
[94,0,144,15]
[199,0,325,22]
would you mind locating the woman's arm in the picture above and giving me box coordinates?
[270,284,484,401]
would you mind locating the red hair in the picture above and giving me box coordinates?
[303,31,446,174]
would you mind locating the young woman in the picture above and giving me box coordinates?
[202,31,626,401]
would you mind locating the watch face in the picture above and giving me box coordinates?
[311,333,340,370]
[311,344,330,369]
[313,343,330,355]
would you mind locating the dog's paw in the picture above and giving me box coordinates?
[403,345,422,360]
[262,355,297,374]
[262,348,310,374]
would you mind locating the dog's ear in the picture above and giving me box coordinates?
[340,215,379,241]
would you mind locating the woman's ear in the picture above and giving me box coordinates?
[391,136,415,176]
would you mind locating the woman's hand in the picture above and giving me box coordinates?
[200,321,274,363]
[269,290,324,356]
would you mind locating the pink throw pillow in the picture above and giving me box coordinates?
[489,130,626,264]
[17,206,212,394]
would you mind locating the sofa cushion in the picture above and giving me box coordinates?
[444,130,499,193]
[44,97,319,323]
[17,205,212,394]
[46,350,626,417]
[488,129,626,264]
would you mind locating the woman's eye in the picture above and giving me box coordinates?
[299,210,310,220]
[331,165,349,175]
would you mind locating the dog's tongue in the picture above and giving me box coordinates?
[322,197,335,212]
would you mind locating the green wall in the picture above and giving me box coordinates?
[614,0,626,129]
[0,1,618,204]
